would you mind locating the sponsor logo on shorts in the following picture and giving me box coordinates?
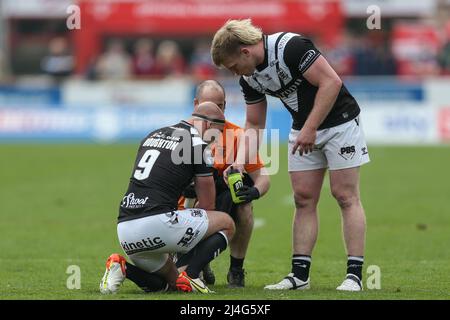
[362,147,369,155]
[339,145,356,160]
[190,209,204,218]
[121,237,166,255]
[165,211,179,225]
[121,193,148,209]
[177,227,200,247]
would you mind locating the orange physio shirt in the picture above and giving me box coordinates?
[212,120,265,176]
[178,121,265,210]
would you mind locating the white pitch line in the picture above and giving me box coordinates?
[253,218,266,229]
[282,194,293,206]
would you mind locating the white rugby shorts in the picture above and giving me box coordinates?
[117,209,209,273]
[288,116,370,171]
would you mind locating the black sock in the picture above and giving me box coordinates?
[175,248,197,268]
[230,256,244,270]
[125,262,167,292]
[291,254,311,282]
[347,256,364,281]
[185,232,228,279]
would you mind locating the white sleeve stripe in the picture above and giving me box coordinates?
[245,97,267,105]
[195,173,213,177]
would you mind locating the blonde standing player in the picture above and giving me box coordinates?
[211,19,370,291]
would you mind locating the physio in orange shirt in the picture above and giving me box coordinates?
[191,80,270,288]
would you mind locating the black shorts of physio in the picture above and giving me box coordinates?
[214,172,255,221]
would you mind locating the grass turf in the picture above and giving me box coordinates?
[0,144,449,300]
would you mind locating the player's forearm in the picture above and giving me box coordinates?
[195,177,216,210]
[304,78,342,130]
[235,101,267,167]
[197,196,215,211]
[251,170,270,198]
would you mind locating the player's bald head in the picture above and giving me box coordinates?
[194,101,225,122]
[194,80,226,112]
[195,80,225,99]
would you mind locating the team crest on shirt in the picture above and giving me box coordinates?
[250,76,265,93]
[277,69,290,82]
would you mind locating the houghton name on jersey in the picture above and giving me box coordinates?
[118,121,213,223]
[240,32,360,130]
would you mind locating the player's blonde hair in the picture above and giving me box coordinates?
[211,19,263,67]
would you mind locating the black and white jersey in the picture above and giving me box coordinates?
[240,32,360,130]
[118,121,214,223]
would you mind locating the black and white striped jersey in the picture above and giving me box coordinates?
[240,32,360,130]
[118,120,213,223]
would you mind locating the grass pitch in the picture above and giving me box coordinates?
[0,144,449,300]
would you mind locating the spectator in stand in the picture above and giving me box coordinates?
[0,50,5,81]
[439,40,450,75]
[352,35,377,76]
[372,44,397,76]
[352,32,397,76]
[96,40,131,80]
[318,33,356,77]
[190,40,217,80]
[41,37,74,81]
[154,40,186,77]
[84,56,100,81]
[132,39,157,78]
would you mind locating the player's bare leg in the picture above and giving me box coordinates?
[291,169,325,256]
[230,203,253,259]
[176,210,235,293]
[265,169,325,290]
[228,202,254,287]
[154,256,179,289]
[329,166,366,291]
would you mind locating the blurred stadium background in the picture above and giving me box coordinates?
[1,0,449,300]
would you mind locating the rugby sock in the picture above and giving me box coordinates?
[291,254,311,282]
[185,232,228,279]
[175,249,197,268]
[347,256,364,281]
[125,262,168,292]
[230,256,244,270]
